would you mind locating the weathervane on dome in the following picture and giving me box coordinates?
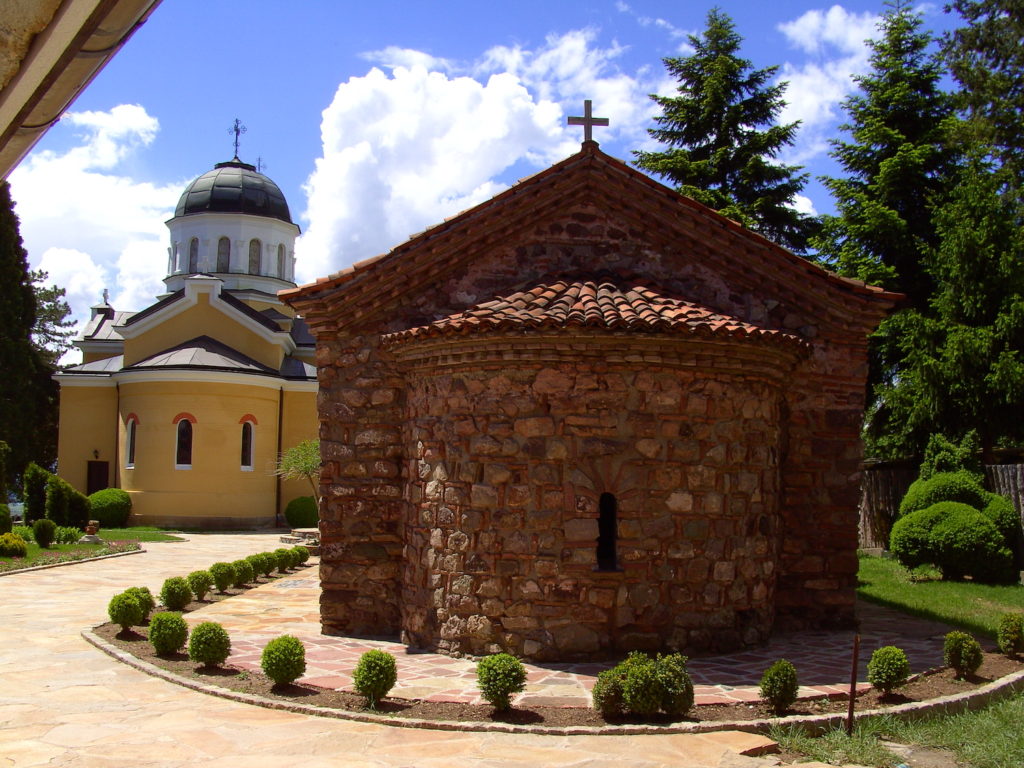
[228,118,247,159]
[568,100,609,144]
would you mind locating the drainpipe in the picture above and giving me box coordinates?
[275,386,283,528]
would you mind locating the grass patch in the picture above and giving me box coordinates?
[0,540,140,573]
[773,693,1024,768]
[98,527,184,542]
[857,553,1024,638]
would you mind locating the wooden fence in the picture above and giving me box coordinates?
[858,461,1024,550]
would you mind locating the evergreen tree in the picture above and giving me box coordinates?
[29,270,75,366]
[943,0,1024,181]
[813,1,956,310]
[0,181,56,489]
[634,7,817,253]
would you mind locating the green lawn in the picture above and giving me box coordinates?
[857,552,1024,638]
[98,527,184,543]
[0,539,140,572]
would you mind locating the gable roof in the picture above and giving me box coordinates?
[281,142,902,335]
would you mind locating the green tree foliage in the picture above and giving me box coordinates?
[813,2,956,308]
[28,270,75,366]
[633,8,817,253]
[275,439,320,496]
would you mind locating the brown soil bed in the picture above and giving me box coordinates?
[93,594,1024,728]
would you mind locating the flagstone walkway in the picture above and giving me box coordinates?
[193,560,958,708]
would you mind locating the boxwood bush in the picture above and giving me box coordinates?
[759,659,799,715]
[899,471,989,517]
[929,506,1014,582]
[260,634,306,686]
[476,653,527,712]
[87,488,132,527]
[244,554,263,580]
[188,621,231,667]
[255,552,276,578]
[159,576,192,611]
[186,570,213,601]
[0,531,27,557]
[867,646,910,695]
[284,495,318,528]
[108,592,142,632]
[997,614,1024,657]
[591,651,693,719]
[149,612,188,656]
[124,586,155,620]
[944,631,983,679]
[33,518,56,548]
[230,558,254,588]
[273,548,292,573]
[292,545,310,564]
[208,562,235,593]
[353,649,397,708]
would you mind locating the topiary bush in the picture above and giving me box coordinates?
[476,653,527,712]
[867,646,910,695]
[592,665,628,718]
[108,592,142,632]
[44,475,90,528]
[944,631,983,679]
[273,548,292,573]
[0,503,10,534]
[33,518,56,548]
[980,493,1021,547]
[590,652,693,719]
[23,462,50,523]
[0,531,27,557]
[186,570,213,601]
[244,554,263,580]
[260,634,306,686]
[899,471,989,517]
[929,505,1014,582]
[353,649,397,708]
[292,545,310,565]
[918,432,983,481]
[87,488,132,527]
[188,621,231,667]
[997,614,1024,657]
[208,562,235,593]
[159,576,192,611]
[124,586,155,621]
[621,653,663,716]
[149,611,188,656]
[284,495,318,528]
[230,559,254,588]
[655,653,694,717]
[255,552,276,578]
[759,659,799,715]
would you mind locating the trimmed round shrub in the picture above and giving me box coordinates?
[288,547,304,568]
[33,518,56,549]
[244,554,263,579]
[981,493,1020,546]
[889,502,965,572]
[188,621,231,667]
[159,576,192,611]
[87,488,132,527]
[353,649,397,708]
[0,531,28,557]
[292,545,310,564]
[899,471,989,517]
[591,652,692,719]
[108,592,142,632]
[230,559,254,588]
[476,653,527,712]
[149,611,188,656]
[622,654,663,716]
[996,614,1024,657]
[0,503,11,534]
[592,665,627,718]
[273,548,293,573]
[656,653,694,717]
[260,634,306,686]
[256,552,276,578]
[944,631,983,679]
[930,506,1014,582]
[124,586,155,620]
[186,570,213,601]
[759,659,799,715]
[208,562,235,593]
[284,495,318,528]
[867,646,910,695]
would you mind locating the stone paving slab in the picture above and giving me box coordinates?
[188,562,959,708]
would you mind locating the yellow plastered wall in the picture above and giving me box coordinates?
[278,389,319,513]
[122,292,285,370]
[56,385,118,492]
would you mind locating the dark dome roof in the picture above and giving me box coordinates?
[174,159,293,223]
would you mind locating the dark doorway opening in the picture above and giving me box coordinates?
[597,491,618,571]
[86,461,109,495]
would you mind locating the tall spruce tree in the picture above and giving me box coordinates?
[813,1,956,311]
[634,7,817,253]
[0,182,58,490]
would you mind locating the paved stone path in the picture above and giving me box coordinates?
[0,533,782,767]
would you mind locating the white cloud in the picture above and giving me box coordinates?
[775,6,879,165]
[9,105,180,341]
[297,31,660,281]
[360,46,453,72]
[790,194,818,217]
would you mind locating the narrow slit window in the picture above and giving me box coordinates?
[125,418,137,468]
[188,237,199,272]
[248,238,262,274]
[175,419,193,468]
[240,422,254,470]
[277,243,286,278]
[597,492,618,571]
[216,237,230,272]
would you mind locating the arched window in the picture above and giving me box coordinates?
[248,239,262,274]
[597,492,618,571]
[277,243,286,278]
[173,413,195,469]
[216,237,230,272]
[170,244,178,274]
[125,414,139,468]
[188,238,199,272]
[240,421,254,470]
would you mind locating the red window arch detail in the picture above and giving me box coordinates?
[238,414,258,425]
[172,412,197,425]
[125,413,140,425]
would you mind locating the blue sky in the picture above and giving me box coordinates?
[8,1,959,360]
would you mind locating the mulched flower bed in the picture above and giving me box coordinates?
[93,586,1024,728]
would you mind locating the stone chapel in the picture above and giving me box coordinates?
[282,139,900,661]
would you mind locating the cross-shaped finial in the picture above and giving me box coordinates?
[228,118,247,158]
[568,100,609,143]
[256,156,267,173]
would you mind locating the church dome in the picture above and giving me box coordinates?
[174,158,293,224]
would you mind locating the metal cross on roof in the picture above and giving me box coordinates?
[228,118,247,158]
[568,100,609,143]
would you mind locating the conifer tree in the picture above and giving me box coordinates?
[634,8,817,253]
[813,1,956,311]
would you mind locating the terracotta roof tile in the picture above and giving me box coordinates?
[383,278,807,350]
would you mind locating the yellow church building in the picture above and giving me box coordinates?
[54,157,317,528]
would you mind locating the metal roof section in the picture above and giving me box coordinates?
[280,356,316,380]
[59,354,124,375]
[124,335,275,374]
[174,158,293,224]
[80,309,135,341]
